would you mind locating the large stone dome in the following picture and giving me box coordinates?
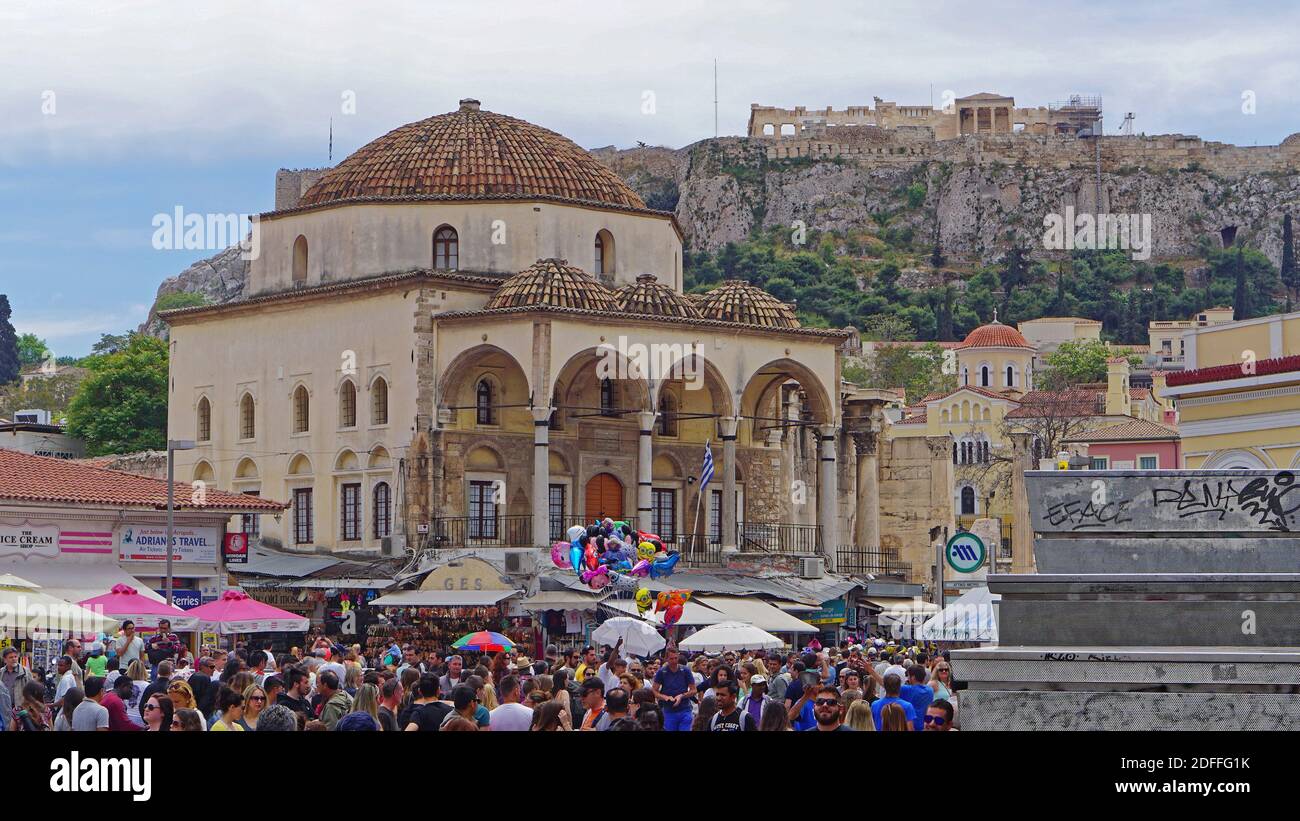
[298,99,648,211]
[614,274,703,319]
[956,320,1033,349]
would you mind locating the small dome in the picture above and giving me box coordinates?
[695,280,800,328]
[298,101,647,211]
[956,320,1033,349]
[485,259,620,312]
[614,274,703,319]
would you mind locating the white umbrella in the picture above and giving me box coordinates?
[0,577,121,636]
[678,620,784,653]
[591,617,666,658]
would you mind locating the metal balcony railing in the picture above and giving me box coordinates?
[736,522,822,554]
[433,515,534,548]
[835,546,911,577]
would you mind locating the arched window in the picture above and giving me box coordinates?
[1006,365,1015,387]
[961,367,969,386]
[239,393,255,439]
[292,235,308,283]
[373,482,392,539]
[433,226,458,270]
[594,230,614,277]
[292,386,309,433]
[196,397,211,442]
[960,486,976,515]
[982,441,990,463]
[657,391,678,436]
[600,378,616,417]
[339,380,357,428]
[476,378,496,425]
[371,377,389,426]
[980,365,991,387]
[952,442,957,464]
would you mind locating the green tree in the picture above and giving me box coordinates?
[0,369,86,420]
[91,332,133,356]
[1039,339,1141,390]
[17,333,49,369]
[65,334,169,456]
[0,296,19,384]
[1232,245,1250,320]
[863,342,955,404]
[1283,213,1296,311]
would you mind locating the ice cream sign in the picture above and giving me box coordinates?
[118,525,219,564]
[0,522,60,559]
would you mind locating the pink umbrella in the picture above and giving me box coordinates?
[78,583,198,631]
[185,589,310,634]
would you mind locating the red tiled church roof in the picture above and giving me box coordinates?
[955,321,1034,350]
[0,449,285,512]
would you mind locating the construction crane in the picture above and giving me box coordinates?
[1119,112,1135,136]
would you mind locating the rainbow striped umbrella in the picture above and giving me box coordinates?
[451,630,516,652]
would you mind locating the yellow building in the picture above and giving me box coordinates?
[1147,306,1234,368]
[1160,309,1300,469]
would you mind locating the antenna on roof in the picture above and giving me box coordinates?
[713,58,719,138]
[329,118,333,164]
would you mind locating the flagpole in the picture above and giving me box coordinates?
[689,439,710,547]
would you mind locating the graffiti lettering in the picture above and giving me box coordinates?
[1152,473,1299,532]
[1043,498,1134,530]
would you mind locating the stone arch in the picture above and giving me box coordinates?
[553,346,652,423]
[650,353,735,419]
[192,459,215,483]
[235,457,259,479]
[367,445,391,469]
[291,383,311,433]
[292,235,308,283]
[196,395,211,442]
[594,228,615,279]
[338,378,358,428]
[652,452,684,480]
[238,392,256,439]
[334,448,361,472]
[1202,448,1275,470]
[548,450,571,475]
[465,443,506,471]
[438,344,533,416]
[941,408,951,423]
[287,452,314,476]
[739,357,835,426]
[432,224,459,270]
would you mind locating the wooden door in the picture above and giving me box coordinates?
[585,473,624,521]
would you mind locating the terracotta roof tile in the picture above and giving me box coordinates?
[695,280,800,329]
[1166,354,1300,387]
[955,321,1034,350]
[1004,390,1106,419]
[485,259,619,312]
[614,274,703,319]
[1063,419,1179,443]
[298,100,646,212]
[0,449,286,511]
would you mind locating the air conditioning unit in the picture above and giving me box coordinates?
[799,557,825,579]
[381,535,406,557]
[504,550,538,576]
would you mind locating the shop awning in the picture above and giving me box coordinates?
[240,577,394,590]
[370,589,520,608]
[0,561,165,604]
[695,596,818,633]
[771,600,820,612]
[601,597,728,627]
[517,591,608,612]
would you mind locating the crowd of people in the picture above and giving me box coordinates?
[3,619,959,732]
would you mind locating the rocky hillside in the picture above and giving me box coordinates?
[142,134,1300,333]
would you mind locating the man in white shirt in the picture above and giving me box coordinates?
[318,645,347,685]
[114,621,145,667]
[71,677,111,732]
[53,656,77,713]
[487,674,532,731]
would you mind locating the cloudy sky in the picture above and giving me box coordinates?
[2,0,1297,355]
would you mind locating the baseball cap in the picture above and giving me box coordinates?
[751,674,768,685]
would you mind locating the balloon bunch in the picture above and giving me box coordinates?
[549,518,685,628]
[654,589,692,628]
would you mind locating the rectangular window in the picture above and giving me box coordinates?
[293,488,314,545]
[1090,457,1109,470]
[1139,455,1158,470]
[341,483,361,541]
[651,488,677,541]
[710,489,721,544]
[241,490,261,539]
[549,484,567,541]
[373,483,392,539]
[469,480,498,539]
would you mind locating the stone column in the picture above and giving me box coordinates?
[637,411,656,530]
[719,416,740,553]
[1010,433,1036,574]
[851,426,880,548]
[818,423,839,559]
[531,407,553,548]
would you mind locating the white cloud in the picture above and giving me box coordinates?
[15,309,141,344]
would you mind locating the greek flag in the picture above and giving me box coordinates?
[700,440,715,488]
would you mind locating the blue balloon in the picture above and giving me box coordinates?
[570,542,584,574]
[649,551,681,579]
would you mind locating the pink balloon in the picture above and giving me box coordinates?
[551,542,571,569]
[629,559,651,577]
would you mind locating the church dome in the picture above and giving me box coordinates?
[298,99,648,211]
[956,319,1033,349]
[694,280,800,328]
[614,274,703,319]
[485,259,620,312]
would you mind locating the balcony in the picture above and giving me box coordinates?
[835,546,912,577]
[432,515,534,549]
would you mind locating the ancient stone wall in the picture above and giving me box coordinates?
[878,434,955,584]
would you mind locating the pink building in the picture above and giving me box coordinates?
[1063,419,1182,470]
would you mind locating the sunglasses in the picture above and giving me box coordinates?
[924,715,947,726]
[814,698,840,707]
[170,720,182,728]
[143,704,158,712]
[249,695,266,702]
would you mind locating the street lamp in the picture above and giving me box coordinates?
[166,439,196,606]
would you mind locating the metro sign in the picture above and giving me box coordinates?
[945,531,986,574]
